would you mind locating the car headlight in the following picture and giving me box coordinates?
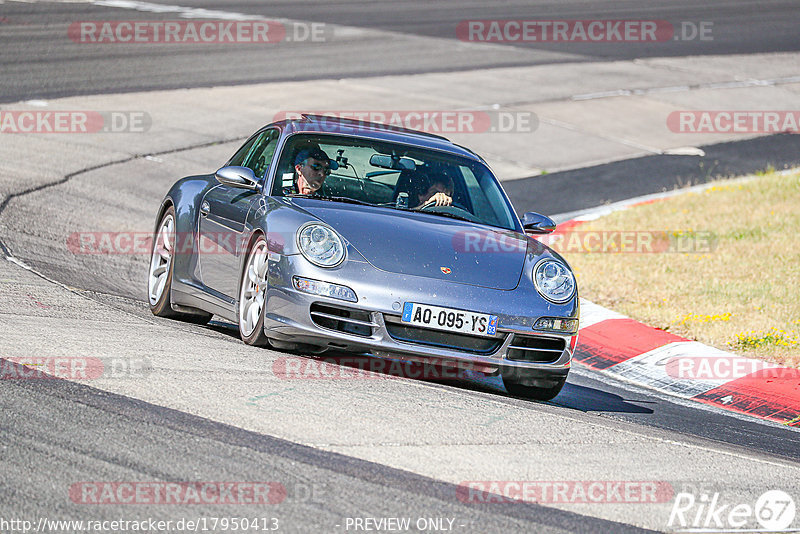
[533,260,576,303]
[297,223,345,267]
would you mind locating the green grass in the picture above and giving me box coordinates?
[565,170,800,368]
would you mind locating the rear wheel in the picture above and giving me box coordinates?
[502,372,567,401]
[148,206,212,324]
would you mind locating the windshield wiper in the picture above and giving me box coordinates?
[413,209,479,224]
[287,194,375,207]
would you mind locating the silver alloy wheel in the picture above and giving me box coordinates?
[239,239,268,338]
[148,214,174,305]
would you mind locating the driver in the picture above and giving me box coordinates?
[286,147,339,195]
[413,172,454,209]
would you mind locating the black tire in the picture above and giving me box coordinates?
[237,235,328,353]
[238,235,272,346]
[148,206,212,324]
[268,339,304,352]
[502,373,567,401]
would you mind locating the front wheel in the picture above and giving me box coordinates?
[237,235,321,352]
[147,206,211,324]
[239,236,272,346]
[502,372,567,401]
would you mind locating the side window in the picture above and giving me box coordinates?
[461,165,505,227]
[243,129,279,181]
[227,135,259,167]
[270,136,318,195]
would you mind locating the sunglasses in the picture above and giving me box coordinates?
[308,163,332,175]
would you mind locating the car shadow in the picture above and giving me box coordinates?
[552,382,655,414]
[204,320,654,415]
[205,319,239,336]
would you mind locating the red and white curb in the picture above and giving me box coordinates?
[575,299,800,427]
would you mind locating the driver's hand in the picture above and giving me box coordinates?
[426,192,452,207]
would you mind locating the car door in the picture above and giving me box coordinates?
[198,128,279,298]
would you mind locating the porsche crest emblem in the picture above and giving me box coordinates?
[440,267,452,274]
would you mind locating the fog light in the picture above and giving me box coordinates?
[293,277,357,302]
[533,317,579,333]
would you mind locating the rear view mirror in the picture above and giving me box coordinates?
[521,212,556,234]
[369,154,416,171]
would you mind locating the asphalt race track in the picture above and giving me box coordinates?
[1,1,799,533]
[2,0,800,102]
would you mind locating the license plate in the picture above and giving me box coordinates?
[401,303,498,337]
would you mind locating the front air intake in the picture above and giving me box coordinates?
[506,335,565,363]
[310,303,376,337]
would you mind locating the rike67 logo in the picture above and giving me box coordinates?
[668,489,796,532]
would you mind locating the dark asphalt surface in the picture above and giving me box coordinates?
[4,130,799,531]
[0,359,652,534]
[507,133,800,216]
[559,365,800,463]
[198,313,800,465]
[1,0,799,103]
[1,1,799,532]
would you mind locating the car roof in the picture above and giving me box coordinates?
[269,114,484,162]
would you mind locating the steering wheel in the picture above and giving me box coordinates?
[416,200,483,223]
[418,198,470,212]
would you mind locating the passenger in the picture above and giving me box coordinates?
[287,147,339,195]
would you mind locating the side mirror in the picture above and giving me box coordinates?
[521,212,556,234]
[215,166,259,190]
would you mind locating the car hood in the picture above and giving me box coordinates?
[297,200,528,290]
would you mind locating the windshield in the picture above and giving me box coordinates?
[271,134,519,231]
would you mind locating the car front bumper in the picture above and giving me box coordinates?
[262,253,577,376]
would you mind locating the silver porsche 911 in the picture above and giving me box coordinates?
[147,114,578,400]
